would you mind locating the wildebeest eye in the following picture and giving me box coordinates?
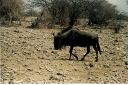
[57,33,61,36]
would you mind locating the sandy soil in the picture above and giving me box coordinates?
[0,23,128,84]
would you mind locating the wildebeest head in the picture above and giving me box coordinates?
[53,33,63,50]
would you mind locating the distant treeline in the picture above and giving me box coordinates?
[0,0,128,28]
[28,0,128,26]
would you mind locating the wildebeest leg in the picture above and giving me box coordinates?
[93,45,98,62]
[69,46,78,60]
[81,46,90,61]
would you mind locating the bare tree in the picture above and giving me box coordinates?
[85,0,118,25]
[127,0,128,5]
[0,0,23,25]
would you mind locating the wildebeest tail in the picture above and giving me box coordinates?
[96,37,102,54]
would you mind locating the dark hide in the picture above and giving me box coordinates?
[53,29,102,62]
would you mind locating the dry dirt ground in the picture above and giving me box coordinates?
[0,22,128,84]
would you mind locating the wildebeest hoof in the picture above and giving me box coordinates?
[95,59,98,62]
[76,57,78,60]
[68,58,71,60]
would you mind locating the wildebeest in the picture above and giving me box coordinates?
[53,29,102,62]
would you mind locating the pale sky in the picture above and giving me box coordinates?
[107,0,128,14]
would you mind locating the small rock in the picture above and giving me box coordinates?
[114,39,118,42]
[56,73,66,77]
[43,50,48,53]
[19,36,22,38]
[103,64,110,68]
[49,76,58,80]
[88,77,93,80]
[109,52,115,54]
[84,62,90,66]
[22,41,27,43]
[14,30,20,33]
[125,62,128,65]
[116,47,121,50]
[23,51,31,55]
[56,73,63,76]
[27,68,33,71]
[38,67,42,70]
[36,48,41,51]
[0,64,4,66]
[89,63,94,67]
[51,51,55,54]
[125,66,128,70]
[51,51,57,54]
[74,69,78,71]
[9,79,14,84]
[38,56,44,59]
[23,64,28,67]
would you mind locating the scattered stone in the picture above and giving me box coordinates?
[125,62,128,65]
[14,30,20,33]
[125,66,128,70]
[23,64,28,67]
[22,41,27,43]
[43,50,48,53]
[0,64,4,67]
[39,66,42,70]
[89,63,94,67]
[74,68,78,71]
[19,36,22,38]
[103,64,110,68]
[109,52,115,55]
[9,79,14,84]
[27,68,33,71]
[51,51,57,54]
[88,77,93,80]
[56,73,63,76]
[23,51,31,55]
[38,56,44,59]
[56,73,66,77]
[36,48,41,51]
[114,39,118,42]
[49,76,59,81]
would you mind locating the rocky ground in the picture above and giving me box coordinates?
[0,22,128,84]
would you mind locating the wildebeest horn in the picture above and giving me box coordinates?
[57,33,61,35]
[52,33,55,36]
